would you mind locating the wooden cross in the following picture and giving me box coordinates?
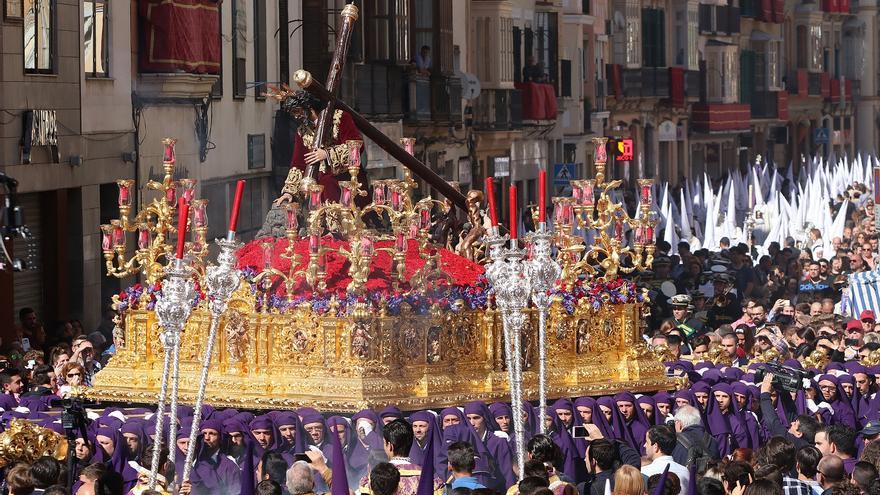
[301,3,467,211]
[306,3,359,182]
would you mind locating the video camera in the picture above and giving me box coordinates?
[61,396,90,434]
[753,362,814,393]
[0,172,35,272]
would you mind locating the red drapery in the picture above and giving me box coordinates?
[139,0,221,74]
[514,82,558,120]
[669,67,684,107]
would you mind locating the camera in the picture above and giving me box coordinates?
[571,425,590,438]
[753,362,814,393]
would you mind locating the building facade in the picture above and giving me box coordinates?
[0,0,294,334]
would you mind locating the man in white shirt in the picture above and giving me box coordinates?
[641,424,690,494]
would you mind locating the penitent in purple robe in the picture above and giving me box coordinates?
[409,410,441,471]
[613,392,651,455]
[816,374,857,429]
[704,383,749,455]
[464,401,516,491]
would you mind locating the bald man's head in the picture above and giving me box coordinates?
[817,455,845,488]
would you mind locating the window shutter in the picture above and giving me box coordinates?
[741,50,755,104]
[656,9,665,67]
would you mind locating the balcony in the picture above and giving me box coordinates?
[692,103,751,133]
[473,89,523,131]
[403,73,462,125]
[807,72,823,97]
[821,0,851,12]
[750,91,788,120]
[750,0,785,23]
[828,78,855,103]
[699,5,741,35]
[136,74,220,100]
[431,76,463,124]
[515,82,558,121]
[685,70,701,99]
[406,74,432,122]
[621,68,669,98]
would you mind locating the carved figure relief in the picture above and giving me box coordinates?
[351,320,372,359]
[427,326,442,364]
[224,309,249,364]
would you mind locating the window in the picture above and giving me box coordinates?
[796,25,807,69]
[253,0,266,97]
[766,40,780,89]
[232,0,247,98]
[513,26,522,83]
[706,44,739,103]
[535,12,558,84]
[625,1,640,66]
[641,8,665,67]
[84,0,108,77]
[394,0,409,63]
[560,59,572,97]
[611,0,640,67]
[500,17,513,83]
[366,0,391,61]
[23,0,53,73]
[362,0,407,64]
[809,25,823,72]
[673,4,698,69]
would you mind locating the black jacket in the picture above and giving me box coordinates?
[672,425,721,465]
[584,470,614,495]
[758,392,810,449]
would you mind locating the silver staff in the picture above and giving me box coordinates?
[525,222,560,434]
[486,229,530,479]
[149,258,197,488]
[181,234,242,482]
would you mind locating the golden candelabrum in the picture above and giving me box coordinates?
[100,139,208,285]
[550,137,658,289]
[270,137,448,296]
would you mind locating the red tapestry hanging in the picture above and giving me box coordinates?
[139,0,221,74]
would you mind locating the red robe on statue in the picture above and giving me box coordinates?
[288,109,369,206]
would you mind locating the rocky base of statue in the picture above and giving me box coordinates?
[256,205,289,239]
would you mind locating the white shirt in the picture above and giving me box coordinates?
[641,455,689,494]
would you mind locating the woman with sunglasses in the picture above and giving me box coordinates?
[58,361,87,398]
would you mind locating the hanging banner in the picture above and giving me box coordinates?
[21,109,59,164]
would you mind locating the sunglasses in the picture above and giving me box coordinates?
[67,372,82,378]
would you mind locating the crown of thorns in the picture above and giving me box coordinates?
[264,85,326,114]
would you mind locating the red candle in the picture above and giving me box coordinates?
[175,198,189,259]
[228,180,246,232]
[509,185,518,240]
[118,185,130,206]
[101,229,112,251]
[538,170,546,224]
[485,177,498,227]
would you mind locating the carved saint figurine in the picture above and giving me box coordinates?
[456,190,488,262]
[351,321,372,359]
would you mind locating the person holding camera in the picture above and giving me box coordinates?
[758,373,820,450]
[70,337,101,387]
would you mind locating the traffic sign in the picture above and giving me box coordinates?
[553,163,576,184]
[813,128,829,145]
